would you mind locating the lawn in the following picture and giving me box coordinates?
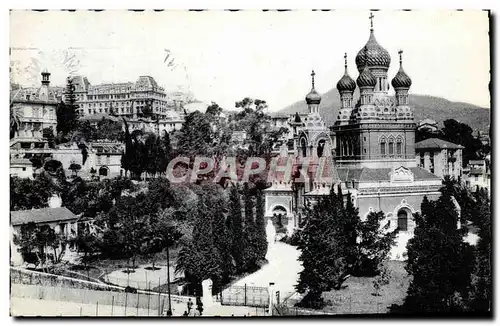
[320,261,411,314]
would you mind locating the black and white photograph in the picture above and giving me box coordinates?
[7,8,492,318]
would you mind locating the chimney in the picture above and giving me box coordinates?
[41,69,50,86]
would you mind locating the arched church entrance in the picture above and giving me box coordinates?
[317,139,326,158]
[397,209,409,231]
[99,166,109,177]
[271,205,288,233]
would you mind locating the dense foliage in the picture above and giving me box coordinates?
[416,119,489,166]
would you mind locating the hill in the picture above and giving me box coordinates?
[278,88,490,132]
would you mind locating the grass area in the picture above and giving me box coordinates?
[321,261,410,314]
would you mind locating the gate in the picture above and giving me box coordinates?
[220,284,269,307]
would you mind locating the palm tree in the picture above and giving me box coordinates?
[10,101,22,139]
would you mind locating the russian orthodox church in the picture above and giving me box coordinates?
[264,14,443,259]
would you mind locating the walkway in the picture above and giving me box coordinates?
[233,221,303,298]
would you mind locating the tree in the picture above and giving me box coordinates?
[13,222,61,270]
[176,194,222,289]
[90,167,97,180]
[254,189,268,261]
[296,189,353,308]
[355,210,396,277]
[10,102,22,139]
[468,188,492,312]
[42,127,56,148]
[400,194,475,313]
[74,224,100,271]
[440,119,484,166]
[240,183,260,271]
[56,78,79,139]
[228,184,245,273]
[69,163,82,177]
[10,174,54,211]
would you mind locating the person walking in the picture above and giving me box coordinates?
[187,298,193,314]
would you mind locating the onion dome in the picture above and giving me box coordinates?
[355,13,391,72]
[305,70,321,105]
[337,53,356,92]
[356,66,376,88]
[391,50,412,88]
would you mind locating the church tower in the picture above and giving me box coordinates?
[336,53,356,125]
[392,50,414,120]
[331,13,416,169]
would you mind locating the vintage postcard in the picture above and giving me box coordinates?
[9,9,491,317]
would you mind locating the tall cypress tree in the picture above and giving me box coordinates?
[254,189,268,260]
[176,195,222,288]
[57,77,79,137]
[355,210,396,276]
[228,184,245,273]
[241,183,259,270]
[401,194,475,313]
[296,188,352,308]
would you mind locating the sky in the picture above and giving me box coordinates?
[10,10,491,110]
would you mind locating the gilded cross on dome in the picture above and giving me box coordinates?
[344,53,347,68]
[398,49,403,65]
[311,70,316,89]
[369,12,374,30]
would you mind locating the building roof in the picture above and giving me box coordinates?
[11,207,78,226]
[80,113,121,122]
[469,160,485,165]
[417,118,438,127]
[337,166,440,182]
[135,76,160,91]
[469,168,484,175]
[10,158,32,167]
[11,86,59,104]
[415,138,464,150]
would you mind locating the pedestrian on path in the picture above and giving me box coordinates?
[187,298,193,314]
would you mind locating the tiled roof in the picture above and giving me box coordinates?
[11,86,59,103]
[337,166,440,182]
[415,138,464,150]
[11,207,78,226]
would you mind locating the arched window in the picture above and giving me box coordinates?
[317,139,325,158]
[380,137,386,156]
[397,209,408,231]
[396,137,403,155]
[388,137,395,155]
[301,138,307,157]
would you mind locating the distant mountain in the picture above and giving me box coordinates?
[278,88,491,132]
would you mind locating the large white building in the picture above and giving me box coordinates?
[68,75,188,120]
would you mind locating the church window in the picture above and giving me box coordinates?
[429,152,435,173]
[420,152,425,167]
[317,140,325,158]
[396,137,403,155]
[301,138,307,157]
[380,137,386,156]
[388,141,394,155]
[397,210,408,231]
